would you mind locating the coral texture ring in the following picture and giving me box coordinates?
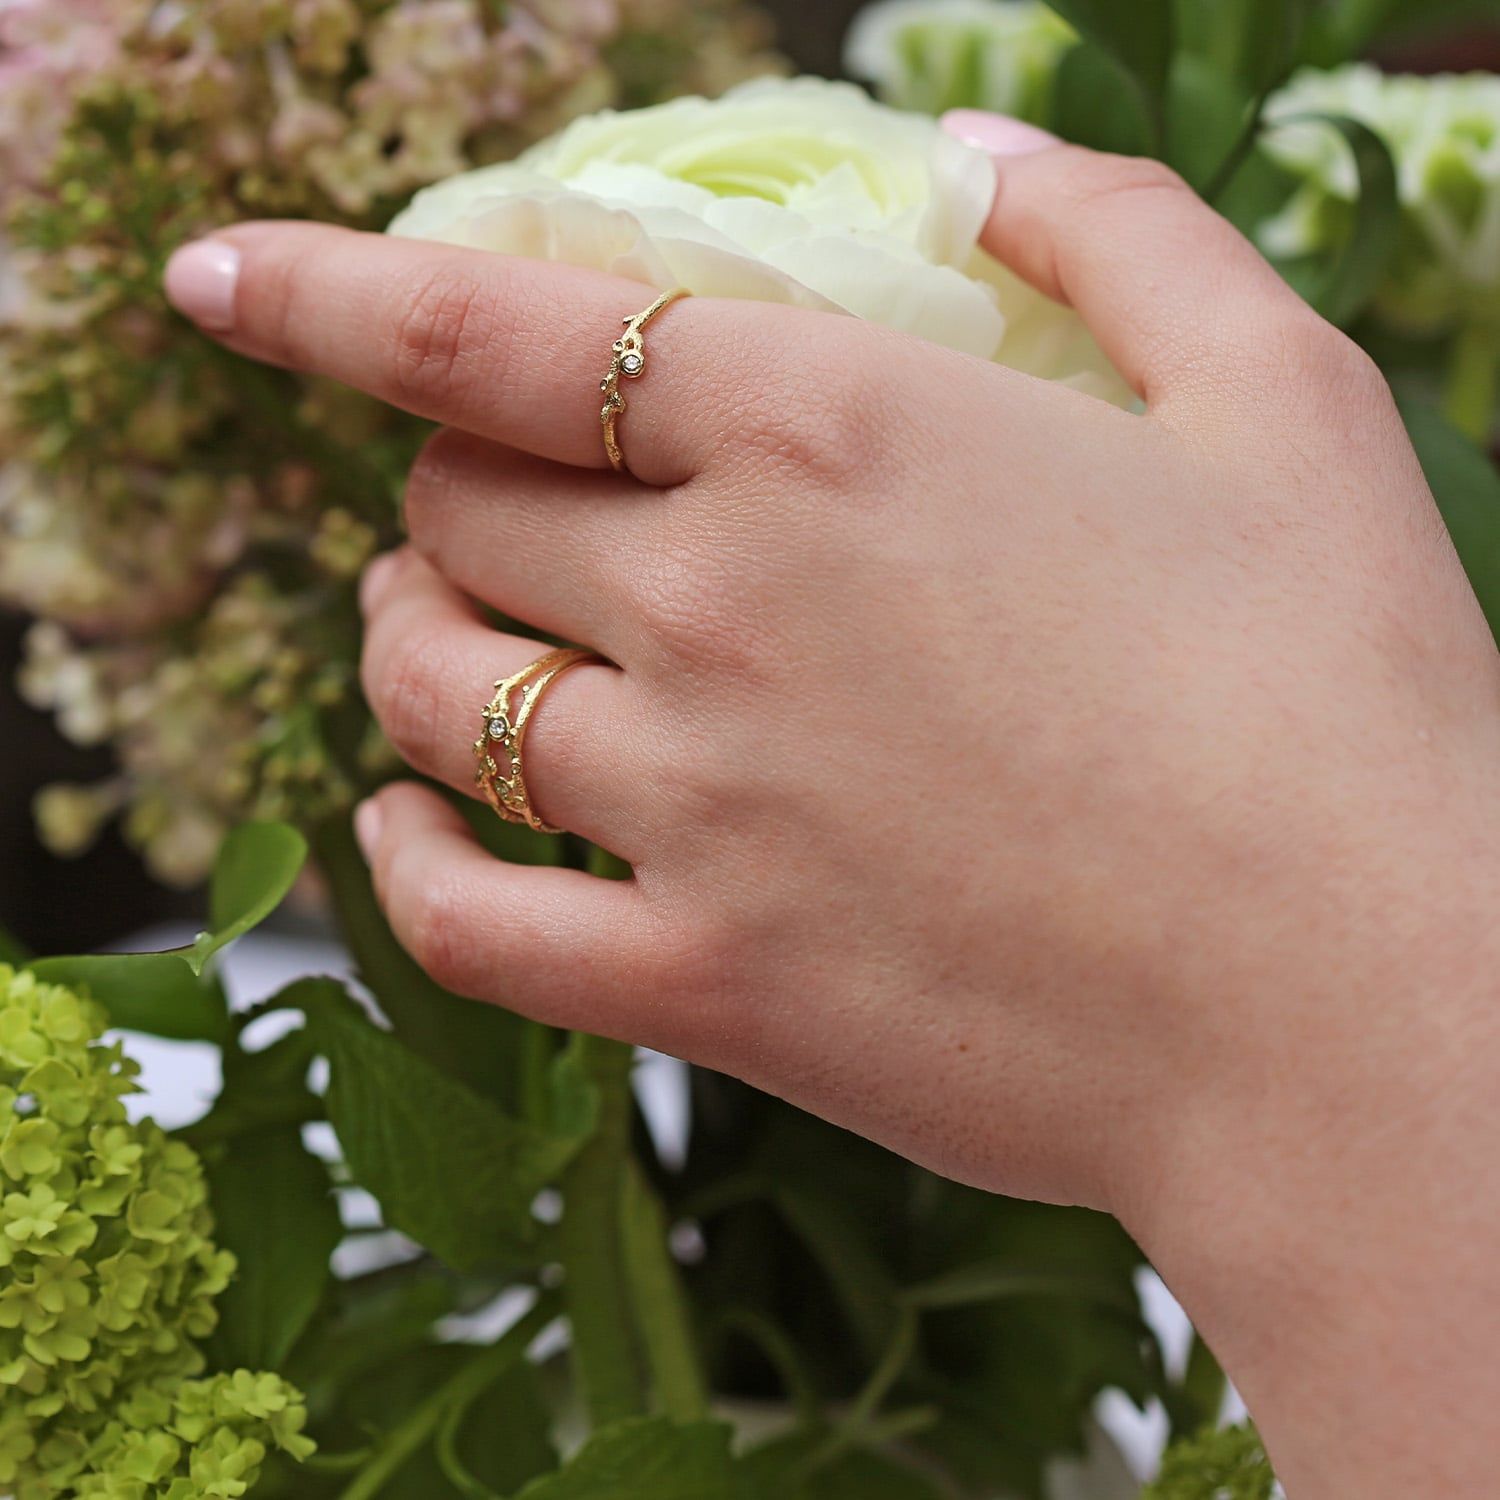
[474,648,606,834]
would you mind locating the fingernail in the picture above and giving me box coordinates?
[941,110,1061,158]
[353,798,384,862]
[163,239,241,331]
[359,551,399,615]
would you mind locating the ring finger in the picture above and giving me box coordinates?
[359,548,655,858]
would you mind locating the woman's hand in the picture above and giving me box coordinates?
[166,129,1500,1495]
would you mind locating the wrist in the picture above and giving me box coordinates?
[1118,820,1500,1495]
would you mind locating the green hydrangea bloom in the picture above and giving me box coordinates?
[843,0,1074,120]
[1141,1423,1275,1499]
[0,965,314,1498]
[1262,66,1500,336]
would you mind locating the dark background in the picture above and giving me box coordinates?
[5,0,1499,953]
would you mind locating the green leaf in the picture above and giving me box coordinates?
[302,981,596,1270]
[1050,42,1152,158]
[29,952,229,1041]
[1043,0,1172,147]
[1176,0,1308,94]
[1168,0,1310,191]
[205,1125,342,1370]
[285,1262,465,1415]
[742,1433,947,1500]
[435,1361,556,1498]
[0,925,31,966]
[313,812,541,1107]
[186,820,308,975]
[899,1261,1143,1319]
[1270,114,1399,329]
[25,820,306,1039]
[513,1418,746,1500]
[1401,400,1500,647]
[324,1319,559,1500]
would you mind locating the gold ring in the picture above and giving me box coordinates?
[474,648,604,833]
[600,287,689,475]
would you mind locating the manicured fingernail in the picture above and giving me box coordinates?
[353,798,384,862]
[359,551,399,615]
[163,239,241,331]
[941,110,1061,157]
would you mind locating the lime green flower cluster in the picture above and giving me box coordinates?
[0,0,777,885]
[1141,1423,1274,1500]
[0,966,314,1497]
[1261,66,1500,438]
[843,0,1074,120]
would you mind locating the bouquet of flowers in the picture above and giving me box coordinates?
[3,2,1498,1498]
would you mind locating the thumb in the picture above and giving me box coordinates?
[941,109,1322,417]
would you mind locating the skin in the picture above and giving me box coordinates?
[166,138,1500,1495]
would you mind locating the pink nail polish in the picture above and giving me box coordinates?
[941,110,1061,158]
[163,239,241,331]
[353,798,384,862]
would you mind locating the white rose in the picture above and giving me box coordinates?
[844,0,1075,122]
[389,77,1130,403]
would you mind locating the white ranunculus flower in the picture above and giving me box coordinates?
[844,0,1074,122]
[389,77,1130,403]
[1262,65,1500,334]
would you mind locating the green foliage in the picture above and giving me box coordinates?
[203,1127,342,1373]
[1404,400,1500,646]
[1045,0,1174,148]
[512,1418,743,1500]
[10,5,1500,1498]
[302,981,597,1272]
[24,954,228,1045]
[188,824,310,977]
[1268,113,1400,327]
[1142,1423,1275,1499]
[27,820,309,1042]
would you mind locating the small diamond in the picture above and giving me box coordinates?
[487,715,509,740]
[620,351,644,376]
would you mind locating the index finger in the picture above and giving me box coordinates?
[163,221,739,485]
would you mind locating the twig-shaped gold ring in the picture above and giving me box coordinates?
[600,287,689,475]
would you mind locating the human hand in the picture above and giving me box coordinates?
[166,125,1500,1494]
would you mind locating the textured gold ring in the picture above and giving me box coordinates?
[600,287,689,475]
[474,648,604,833]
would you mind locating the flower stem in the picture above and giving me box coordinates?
[621,1157,708,1421]
[556,1029,648,1427]
[336,1293,559,1500]
[1443,319,1499,446]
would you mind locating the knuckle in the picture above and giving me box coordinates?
[251,248,311,369]
[634,908,757,1062]
[363,623,450,770]
[735,323,901,487]
[1067,153,1190,213]
[777,369,898,485]
[628,534,771,681]
[400,867,476,995]
[401,427,468,547]
[1266,310,1396,422]
[389,265,499,411]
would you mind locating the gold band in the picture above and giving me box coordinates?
[600,287,689,475]
[474,648,604,834]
